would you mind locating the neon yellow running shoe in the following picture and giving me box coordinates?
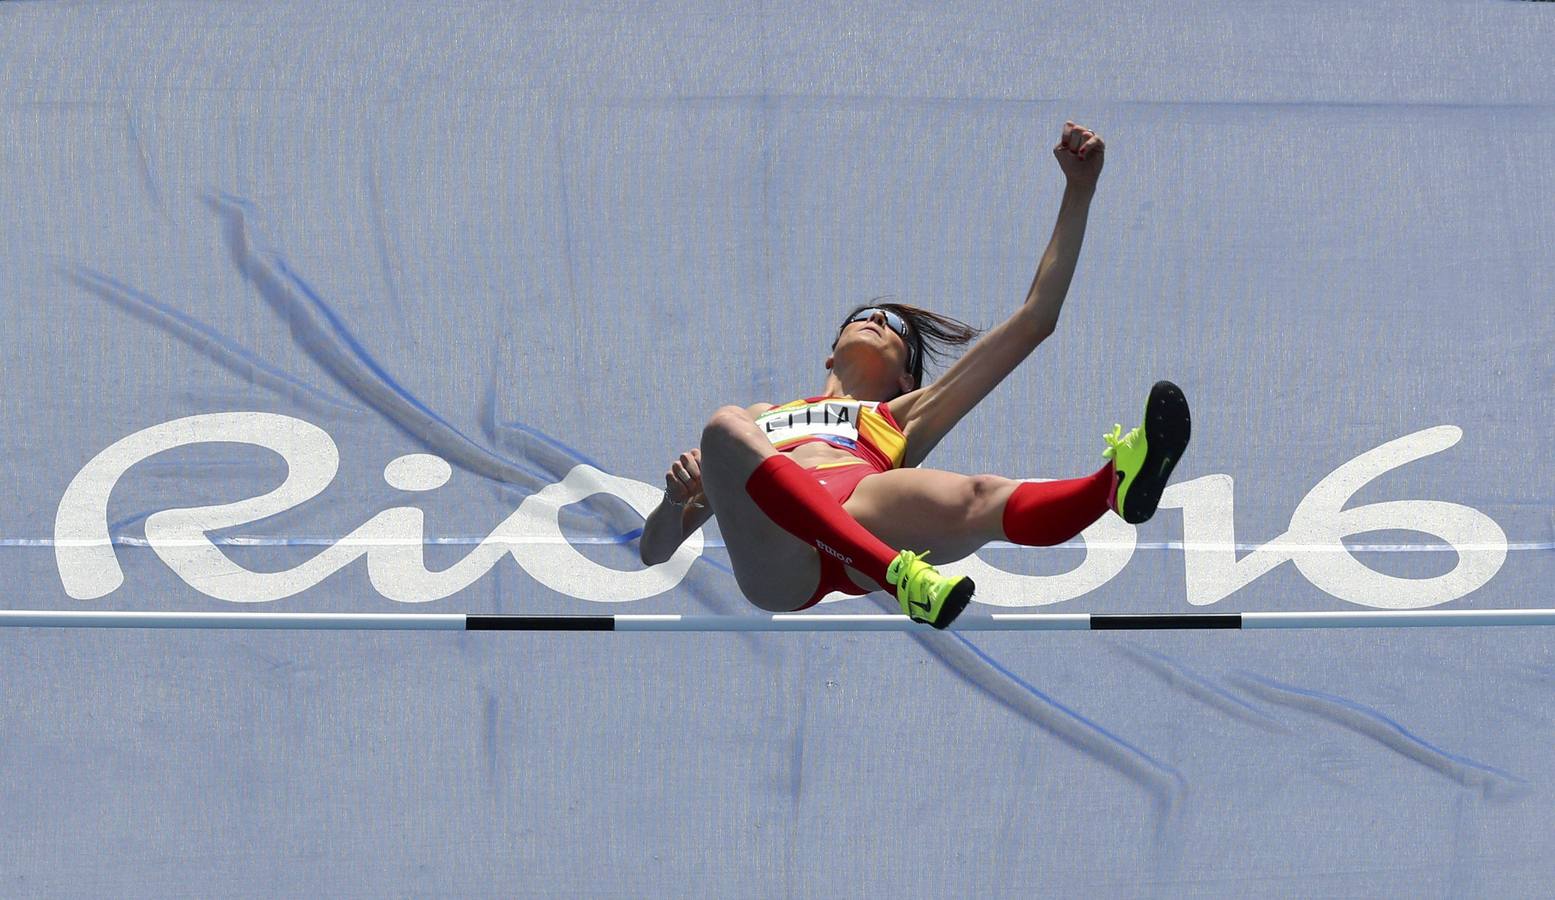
[886,550,975,629]
[1102,380,1191,524]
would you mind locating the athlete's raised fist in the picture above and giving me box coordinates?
[1054,120,1104,187]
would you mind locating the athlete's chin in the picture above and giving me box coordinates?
[836,342,892,366]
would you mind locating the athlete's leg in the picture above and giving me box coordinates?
[705,407,902,588]
[696,407,823,611]
[843,465,1117,563]
[844,380,1193,562]
[703,405,977,627]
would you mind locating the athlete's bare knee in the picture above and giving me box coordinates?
[702,405,750,437]
[968,474,1015,525]
[701,406,758,455]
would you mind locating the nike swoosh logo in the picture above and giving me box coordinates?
[909,598,932,615]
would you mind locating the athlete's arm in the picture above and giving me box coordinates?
[639,403,773,566]
[640,451,714,567]
[892,122,1104,467]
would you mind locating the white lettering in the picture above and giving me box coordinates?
[57,412,700,604]
[816,540,853,566]
[55,416,1508,610]
[56,413,339,600]
[1161,426,1507,608]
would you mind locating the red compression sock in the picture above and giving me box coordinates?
[1000,463,1119,547]
[744,454,897,587]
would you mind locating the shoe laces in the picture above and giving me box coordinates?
[1101,423,1140,460]
[887,549,934,584]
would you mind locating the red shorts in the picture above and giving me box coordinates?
[808,460,878,504]
[795,461,880,609]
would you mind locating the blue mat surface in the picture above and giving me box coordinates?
[2,1,1553,894]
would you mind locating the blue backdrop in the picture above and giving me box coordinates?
[2,1,1553,895]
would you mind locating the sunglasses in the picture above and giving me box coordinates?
[840,307,917,369]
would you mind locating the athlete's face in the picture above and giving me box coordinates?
[836,307,916,374]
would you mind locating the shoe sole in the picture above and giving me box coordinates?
[928,576,975,630]
[1121,381,1191,525]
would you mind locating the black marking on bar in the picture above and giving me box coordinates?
[1090,614,1242,630]
[466,615,615,631]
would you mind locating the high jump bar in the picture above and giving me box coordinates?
[3,609,1555,631]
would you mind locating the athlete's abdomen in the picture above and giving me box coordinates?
[777,438,881,472]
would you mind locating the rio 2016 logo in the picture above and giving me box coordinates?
[55,413,1507,610]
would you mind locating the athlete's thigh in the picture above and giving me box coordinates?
[696,415,821,610]
[708,494,821,611]
[843,468,986,563]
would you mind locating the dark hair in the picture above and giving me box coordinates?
[834,296,982,394]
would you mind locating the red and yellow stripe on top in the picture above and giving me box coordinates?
[755,396,907,471]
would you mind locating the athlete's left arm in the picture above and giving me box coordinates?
[894,148,1101,467]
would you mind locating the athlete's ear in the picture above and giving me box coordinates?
[824,354,834,371]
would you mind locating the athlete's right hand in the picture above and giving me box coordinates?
[665,448,706,507]
[1054,120,1104,188]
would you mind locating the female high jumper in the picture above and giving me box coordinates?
[639,121,1190,629]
